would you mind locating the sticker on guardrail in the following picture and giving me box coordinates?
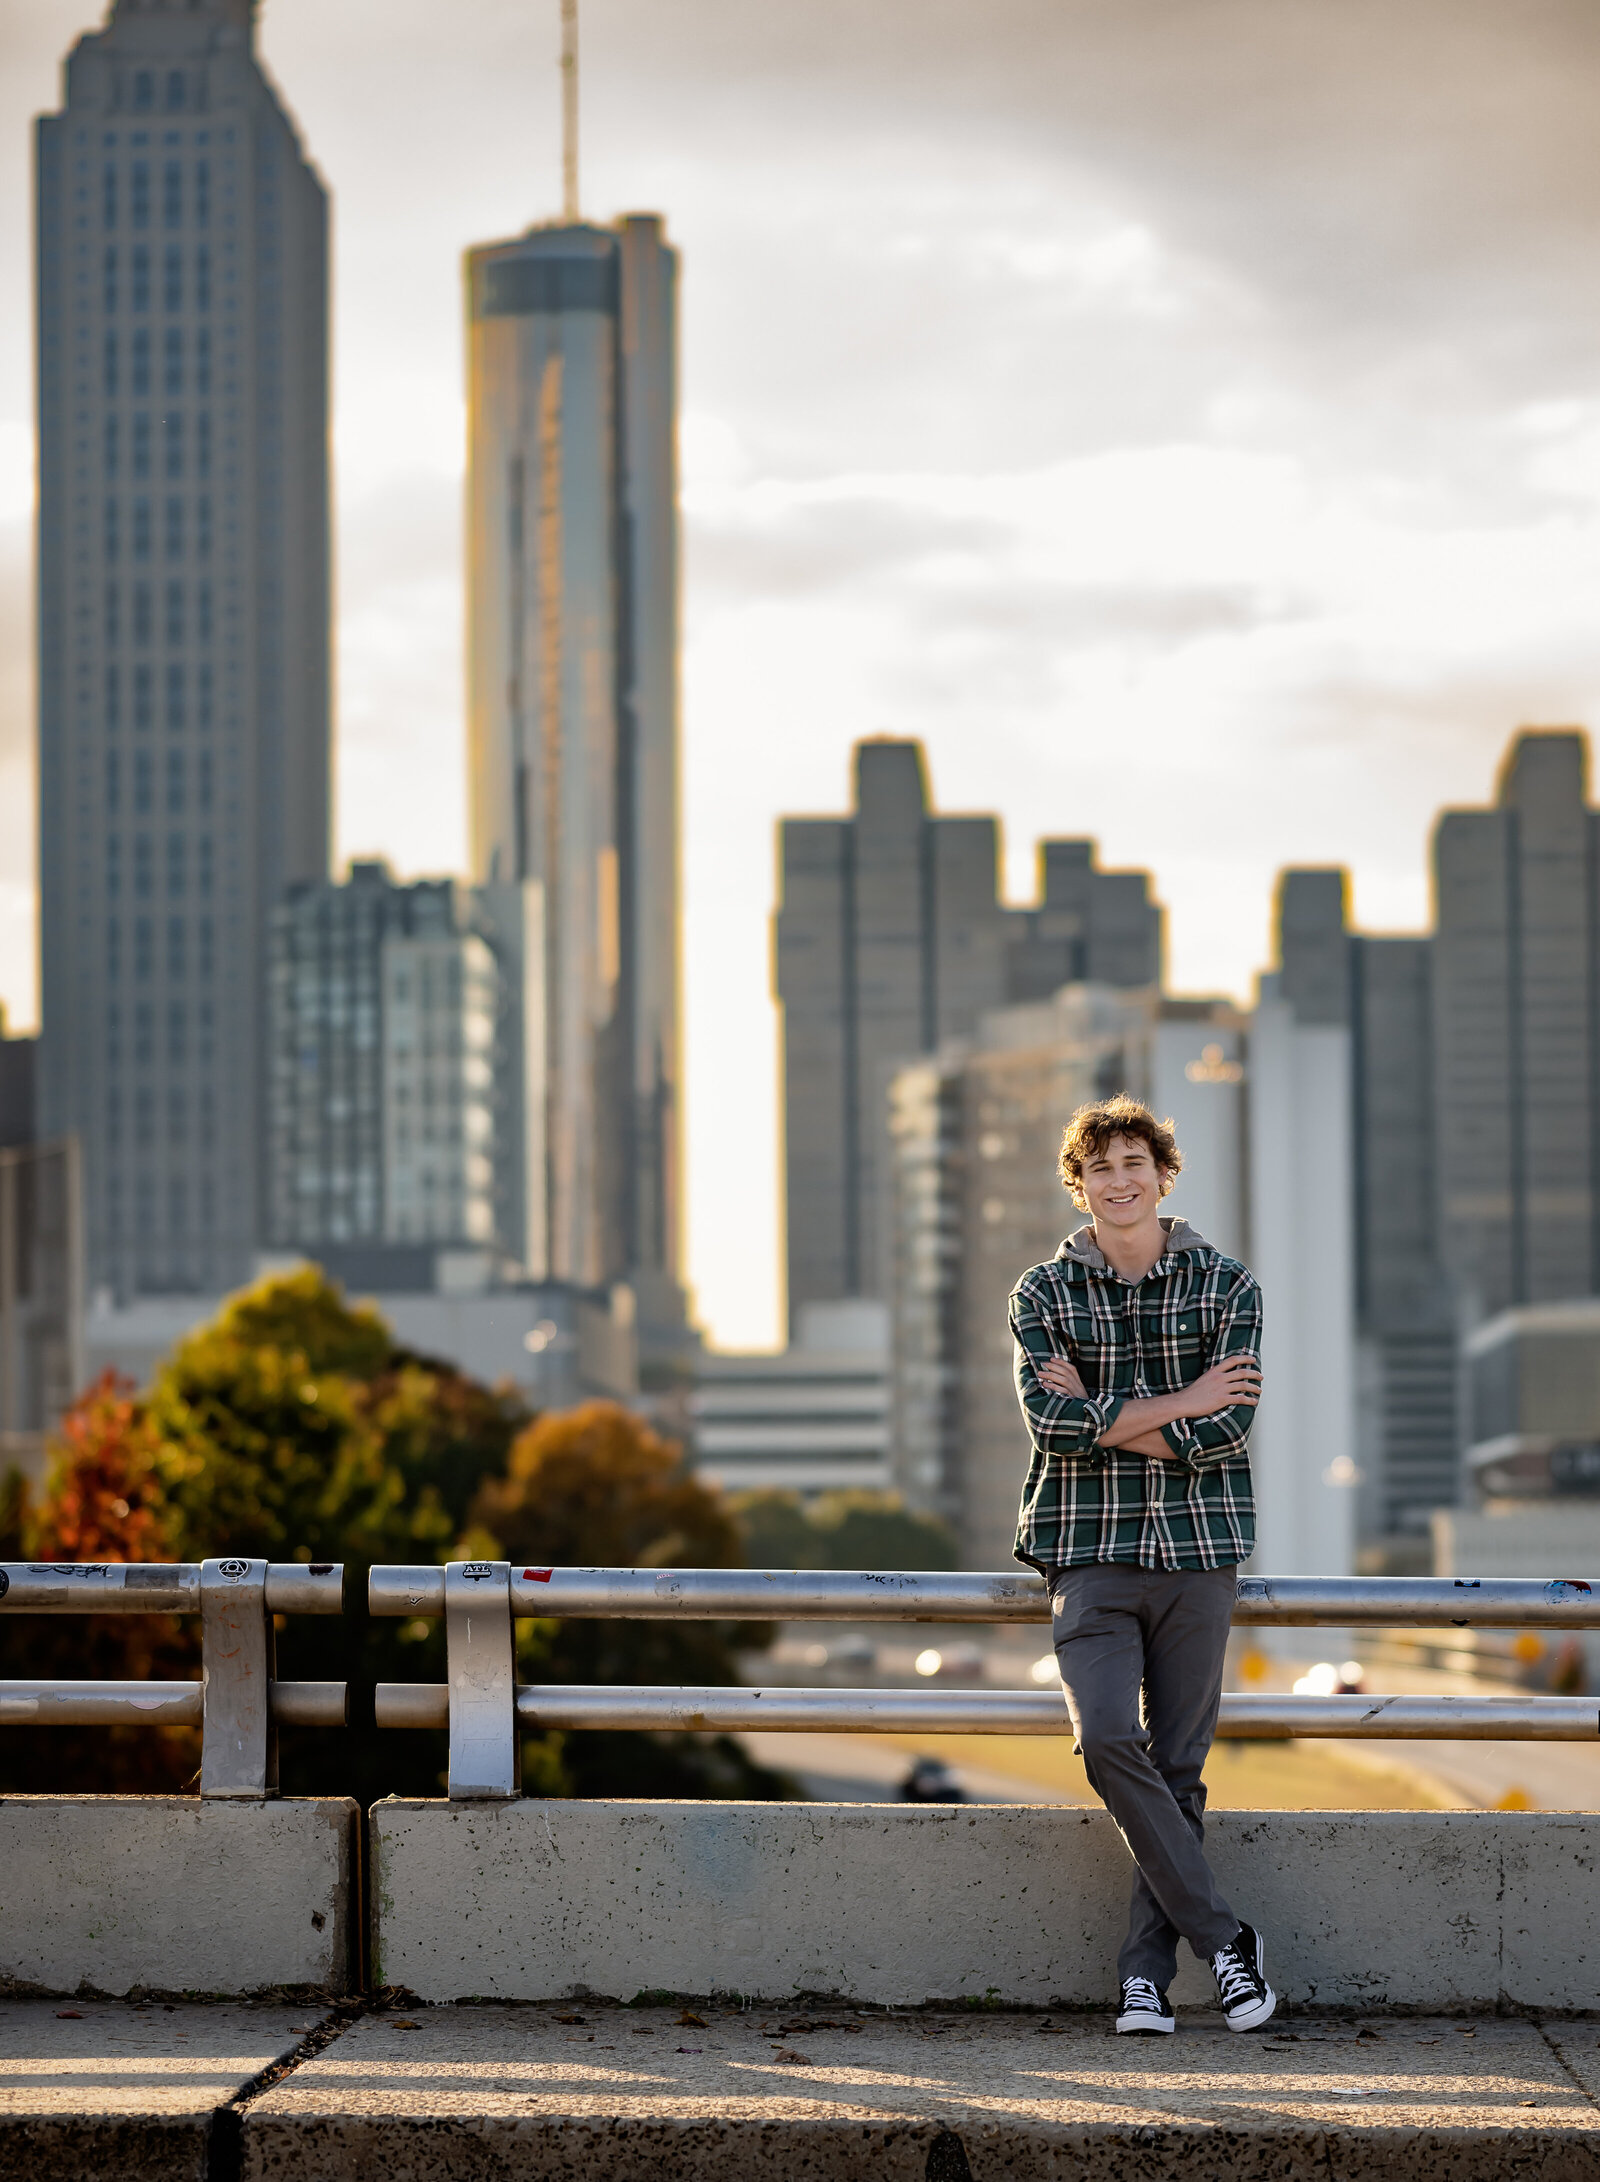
[217,1559,251,1580]
[462,1563,496,1581]
[524,1569,553,1582]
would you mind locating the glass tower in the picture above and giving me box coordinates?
[35,0,329,1299]
[464,215,682,1328]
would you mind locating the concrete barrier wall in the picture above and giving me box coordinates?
[372,1799,1600,2011]
[0,1796,358,1997]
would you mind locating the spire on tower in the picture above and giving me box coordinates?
[560,0,579,221]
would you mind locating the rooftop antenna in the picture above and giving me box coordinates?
[560,0,579,221]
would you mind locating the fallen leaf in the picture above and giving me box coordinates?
[392,2020,421,2031]
[1521,2101,1538,2108]
[676,2046,702,2053]
[55,2011,83,2021]
[631,2027,654,2036]
[676,2010,707,2028]
[554,2014,585,2026]
[772,2049,807,2063]
[1455,2026,1477,2036]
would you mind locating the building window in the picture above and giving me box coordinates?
[196,411,210,479]
[195,244,210,312]
[163,158,182,224]
[197,748,212,810]
[130,243,149,311]
[196,660,212,729]
[194,160,209,228]
[105,582,120,645]
[165,661,184,730]
[196,495,211,557]
[162,243,181,312]
[195,579,211,641]
[132,75,154,117]
[197,915,213,979]
[164,498,183,560]
[132,412,150,479]
[132,583,151,646]
[194,326,210,395]
[103,329,118,396]
[102,244,117,313]
[103,498,119,563]
[166,749,185,814]
[133,839,152,903]
[105,748,120,814]
[167,834,186,900]
[107,911,121,970]
[103,413,118,479]
[131,327,149,395]
[167,915,185,978]
[163,327,181,395]
[132,498,151,560]
[133,661,152,729]
[103,165,117,231]
[133,748,152,814]
[197,835,212,900]
[164,580,183,645]
[164,411,182,479]
[105,662,120,728]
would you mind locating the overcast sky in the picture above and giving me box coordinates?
[2,0,1598,1346]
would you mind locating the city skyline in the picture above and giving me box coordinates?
[2,0,1596,1345]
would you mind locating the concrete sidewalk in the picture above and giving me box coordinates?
[6,1999,1600,2180]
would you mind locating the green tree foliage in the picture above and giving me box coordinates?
[0,1270,527,1801]
[730,1488,959,1572]
[470,1402,794,1801]
[1,1273,794,1803]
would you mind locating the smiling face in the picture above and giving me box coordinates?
[1073,1132,1170,1233]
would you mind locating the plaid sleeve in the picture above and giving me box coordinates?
[1159,1268,1262,1472]
[1010,1276,1123,1460]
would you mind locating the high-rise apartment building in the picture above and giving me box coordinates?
[1433,731,1600,1321]
[463,215,682,1343]
[774,738,1163,1333]
[266,864,498,1268]
[36,0,329,1300]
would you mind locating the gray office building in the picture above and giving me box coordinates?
[266,864,499,1272]
[774,739,1162,1332]
[1270,871,1457,1538]
[464,215,683,1352]
[36,0,330,1300]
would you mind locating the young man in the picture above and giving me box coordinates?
[1010,1093,1273,2036]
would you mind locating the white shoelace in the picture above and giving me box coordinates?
[1212,1946,1258,2008]
[1121,1977,1163,2011]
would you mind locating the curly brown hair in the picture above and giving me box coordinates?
[1058,1095,1182,1205]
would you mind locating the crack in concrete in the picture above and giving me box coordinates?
[1534,2020,1600,2114]
[206,2001,365,2182]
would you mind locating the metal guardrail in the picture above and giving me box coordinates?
[369,1562,1600,1800]
[0,1559,346,1798]
[368,1564,1600,1626]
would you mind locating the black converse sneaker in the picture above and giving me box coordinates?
[1115,1975,1176,2035]
[1210,1922,1276,2031]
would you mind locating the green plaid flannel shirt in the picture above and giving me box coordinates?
[1011,1217,1260,1573]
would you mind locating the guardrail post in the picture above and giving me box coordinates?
[446,1560,519,1800]
[201,1557,275,1799]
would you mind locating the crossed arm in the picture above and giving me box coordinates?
[1036,1349,1262,1458]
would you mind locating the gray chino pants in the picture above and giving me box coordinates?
[1048,1561,1240,1986]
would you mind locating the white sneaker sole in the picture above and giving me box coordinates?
[1115,2011,1176,2035]
[1223,1984,1277,2033]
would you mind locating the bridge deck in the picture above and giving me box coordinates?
[6,1998,1599,2178]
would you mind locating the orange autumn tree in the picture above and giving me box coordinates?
[31,1370,175,1563]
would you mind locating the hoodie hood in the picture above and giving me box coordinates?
[1057,1214,1210,1274]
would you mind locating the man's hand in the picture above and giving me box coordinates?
[1176,1353,1262,1418]
[1038,1354,1087,1399]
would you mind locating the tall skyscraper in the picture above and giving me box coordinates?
[36,0,330,1299]
[464,215,682,1341]
[774,738,1163,1332]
